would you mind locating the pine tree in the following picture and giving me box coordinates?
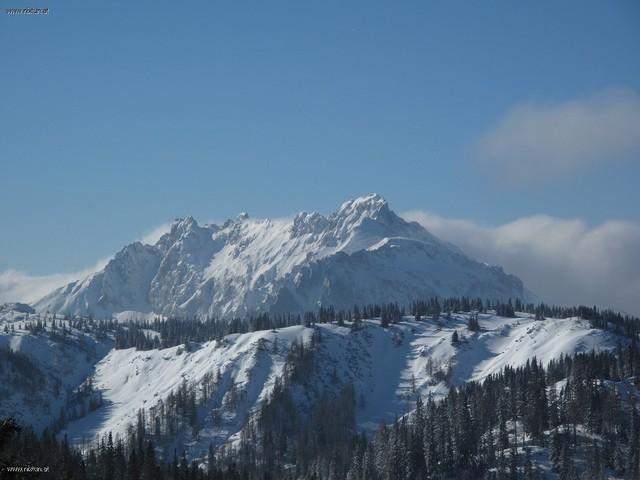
[141,441,156,480]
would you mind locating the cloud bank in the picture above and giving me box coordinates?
[403,210,640,316]
[0,257,110,305]
[0,222,174,306]
[475,88,640,183]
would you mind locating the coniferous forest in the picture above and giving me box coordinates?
[1,299,640,479]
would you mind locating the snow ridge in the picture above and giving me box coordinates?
[0,305,626,462]
[50,313,622,458]
[35,195,526,319]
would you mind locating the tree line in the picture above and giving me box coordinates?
[16,297,640,352]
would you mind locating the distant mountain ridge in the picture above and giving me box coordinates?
[35,194,526,319]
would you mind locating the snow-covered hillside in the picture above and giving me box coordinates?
[0,307,112,432]
[48,312,624,462]
[34,194,526,319]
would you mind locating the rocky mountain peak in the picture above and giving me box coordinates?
[34,195,528,319]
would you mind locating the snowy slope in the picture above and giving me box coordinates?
[60,326,315,459]
[0,308,112,432]
[35,194,526,319]
[54,313,623,461]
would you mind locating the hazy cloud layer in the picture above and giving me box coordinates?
[403,210,640,316]
[0,257,110,305]
[475,88,640,183]
[0,221,174,306]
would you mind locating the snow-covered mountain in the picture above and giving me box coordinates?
[35,195,526,319]
[0,307,625,461]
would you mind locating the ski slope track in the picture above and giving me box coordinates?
[34,194,527,319]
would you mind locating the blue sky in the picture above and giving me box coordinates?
[2,0,640,276]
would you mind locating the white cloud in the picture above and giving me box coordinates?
[475,88,640,183]
[0,219,175,305]
[0,270,79,305]
[0,257,110,305]
[139,222,172,245]
[403,210,640,316]
[0,220,174,306]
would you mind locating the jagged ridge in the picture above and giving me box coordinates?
[35,194,526,319]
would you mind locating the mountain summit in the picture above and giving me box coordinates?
[35,195,526,318]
